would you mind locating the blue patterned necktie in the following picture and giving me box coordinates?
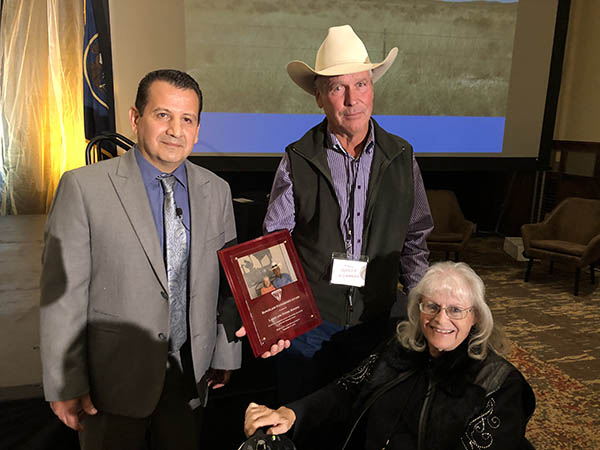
[159,174,187,353]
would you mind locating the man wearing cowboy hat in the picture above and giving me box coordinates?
[264,25,433,403]
[271,263,293,289]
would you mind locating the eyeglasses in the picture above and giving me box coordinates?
[419,302,473,320]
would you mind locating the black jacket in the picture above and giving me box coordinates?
[289,338,535,450]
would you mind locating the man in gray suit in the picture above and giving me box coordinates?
[40,69,263,448]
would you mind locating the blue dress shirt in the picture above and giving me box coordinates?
[134,148,191,256]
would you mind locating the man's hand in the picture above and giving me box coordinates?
[50,393,97,431]
[206,368,232,389]
[235,326,291,359]
[244,402,296,437]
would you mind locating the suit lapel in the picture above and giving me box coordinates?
[108,149,168,291]
[186,160,209,294]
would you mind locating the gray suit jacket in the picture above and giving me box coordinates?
[40,149,241,418]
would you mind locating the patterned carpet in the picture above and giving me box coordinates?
[431,236,600,449]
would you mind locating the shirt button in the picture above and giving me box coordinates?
[357,212,360,216]
[158,333,167,341]
[357,185,361,189]
[358,239,361,243]
[161,291,169,300]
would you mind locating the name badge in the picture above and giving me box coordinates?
[330,253,368,288]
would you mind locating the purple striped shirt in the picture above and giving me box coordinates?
[264,121,432,291]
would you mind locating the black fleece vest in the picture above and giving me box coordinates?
[286,119,414,326]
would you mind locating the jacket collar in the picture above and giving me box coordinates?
[110,148,168,291]
[381,338,484,397]
[289,117,407,189]
[184,158,210,294]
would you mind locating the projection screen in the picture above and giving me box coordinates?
[184,0,561,169]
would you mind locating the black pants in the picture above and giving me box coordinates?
[80,345,201,450]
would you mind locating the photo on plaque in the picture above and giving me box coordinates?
[237,243,297,300]
[218,230,321,357]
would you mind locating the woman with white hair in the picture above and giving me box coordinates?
[244,262,535,449]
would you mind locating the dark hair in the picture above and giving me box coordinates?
[135,69,203,117]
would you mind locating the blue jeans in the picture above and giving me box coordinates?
[288,320,345,358]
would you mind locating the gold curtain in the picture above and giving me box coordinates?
[0,0,85,215]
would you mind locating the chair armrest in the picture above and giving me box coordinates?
[581,234,600,266]
[521,223,549,250]
[461,220,475,243]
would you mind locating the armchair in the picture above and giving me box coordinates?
[425,190,475,262]
[521,197,600,295]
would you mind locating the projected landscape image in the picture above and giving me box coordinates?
[184,0,518,154]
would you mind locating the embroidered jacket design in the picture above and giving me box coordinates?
[336,354,378,390]
[460,397,501,449]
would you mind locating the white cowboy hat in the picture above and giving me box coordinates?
[287,25,398,95]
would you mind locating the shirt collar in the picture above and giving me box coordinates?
[134,147,188,190]
[327,119,375,157]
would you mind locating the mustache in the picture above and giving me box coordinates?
[342,108,365,116]
[160,138,184,146]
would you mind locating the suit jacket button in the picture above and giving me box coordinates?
[158,333,167,341]
[161,291,169,300]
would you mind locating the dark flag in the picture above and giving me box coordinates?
[83,0,116,159]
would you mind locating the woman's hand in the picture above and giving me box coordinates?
[244,402,296,437]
